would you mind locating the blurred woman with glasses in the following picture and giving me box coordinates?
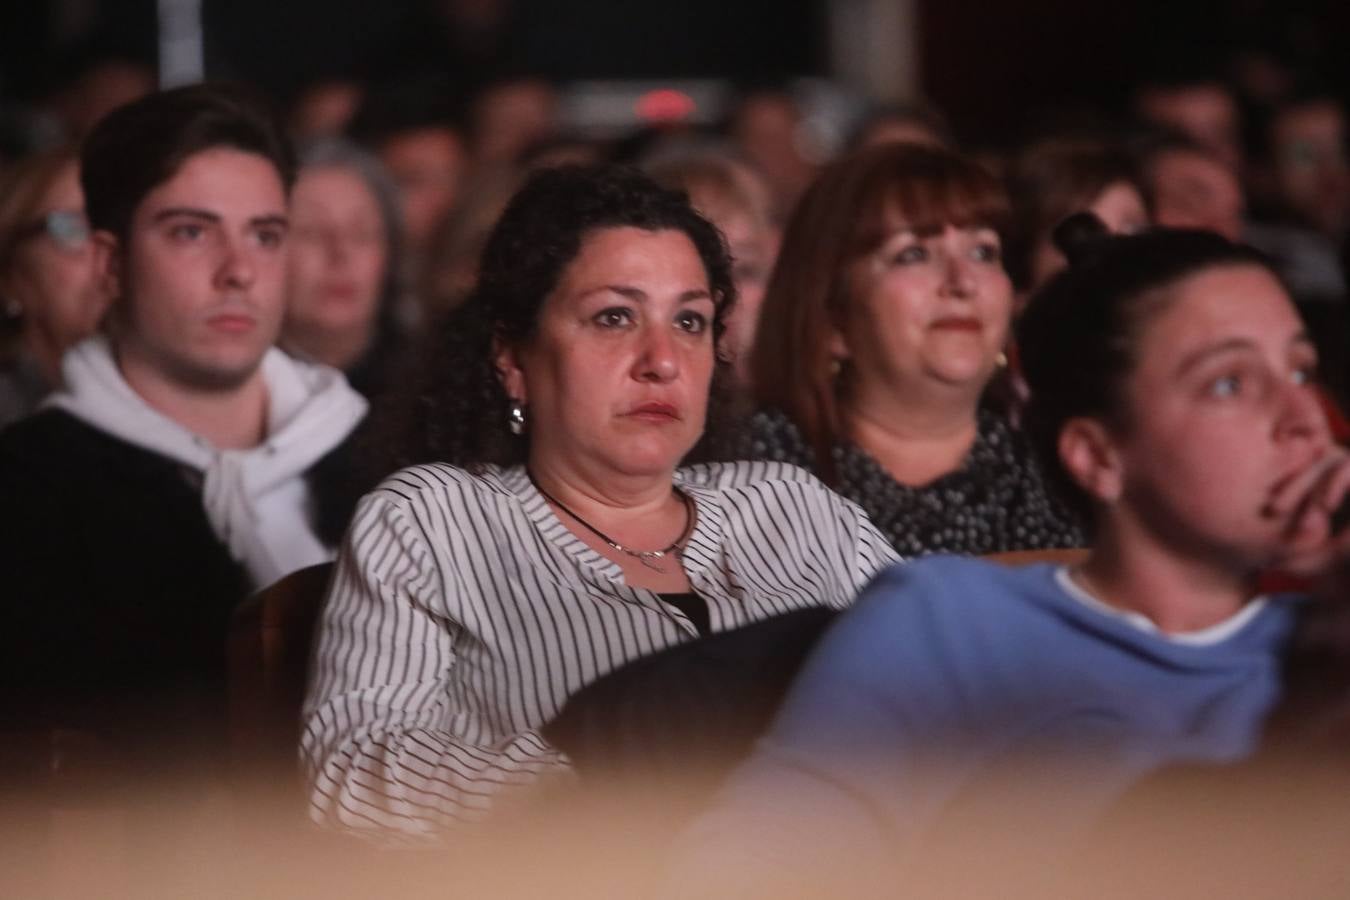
[0,149,111,427]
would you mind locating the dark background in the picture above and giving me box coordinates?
[3,0,1349,143]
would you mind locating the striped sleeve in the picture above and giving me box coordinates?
[695,459,900,605]
[853,507,902,595]
[299,489,568,840]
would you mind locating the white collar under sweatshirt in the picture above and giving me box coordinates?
[47,336,368,589]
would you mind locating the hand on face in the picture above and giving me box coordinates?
[1265,445,1350,576]
[1112,265,1333,571]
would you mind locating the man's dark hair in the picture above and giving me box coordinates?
[81,82,296,243]
[1017,214,1276,528]
[369,164,739,477]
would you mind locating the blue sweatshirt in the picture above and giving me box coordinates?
[678,556,1301,880]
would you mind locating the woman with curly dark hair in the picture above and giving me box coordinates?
[300,165,897,840]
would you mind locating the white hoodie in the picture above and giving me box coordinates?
[47,336,368,589]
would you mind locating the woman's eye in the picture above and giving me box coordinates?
[1209,374,1242,398]
[675,311,709,334]
[891,245,928,265]
[972,242,1002,263]
[594,308,634,328]
[1292,366,1318,386]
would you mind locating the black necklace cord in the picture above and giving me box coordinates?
[526,470,695,564]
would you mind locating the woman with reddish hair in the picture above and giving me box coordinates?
[747,143,1082,557]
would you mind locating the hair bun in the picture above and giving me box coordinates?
[1052,211,1112,266]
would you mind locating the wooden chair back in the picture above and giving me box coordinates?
[228,562,334,775]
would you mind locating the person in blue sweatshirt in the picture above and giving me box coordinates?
[672,215,1350,891]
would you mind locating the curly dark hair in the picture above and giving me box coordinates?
[374,164,740,476]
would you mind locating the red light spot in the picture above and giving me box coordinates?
[636,89,696,124]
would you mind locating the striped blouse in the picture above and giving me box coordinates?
[301,460,898,839]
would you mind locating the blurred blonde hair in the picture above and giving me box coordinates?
[646,150,776,234]
[0,148,80,277]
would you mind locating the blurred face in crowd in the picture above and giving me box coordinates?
[1,161,110,364]
[837,221,1012,406]
[682,167,779,382]
[471,80,557,165]
[496,227,717,481]
[716,209,776,375]
[56,60,154,140]
[1085,265,1328,567]
[1138,83,1243,172]
[1271,100,1350,238]
[290,80,364,142]
[1030,180,1149,290]
[379,126,465,251]
[285,165,388,350]
[1088,182,1151,237]
[854,114,947,152]
[102,148,289,390]
[1148,148,1245,241]
[733,92,819,215]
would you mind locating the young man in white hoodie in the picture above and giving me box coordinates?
[0,83,368,773]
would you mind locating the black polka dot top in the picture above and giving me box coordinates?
[745,407,1085,558]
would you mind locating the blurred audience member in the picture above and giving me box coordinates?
[647,149,780,385]
[290,79,365,143]
[1260,90,1350,243]
[46,56,155,142]
[0,149,110,426]
[468,77,558,166]
[1007,137,1150,296]
[1242,90,1349,308]
[283,139,405,399]
[518,133,606,170]
[301,165,895,839]
[747,144,1083,557]
[0,85,367,769]
[418,164,523,319]
[1137,132,1246,241]
[349,83,467,267]
[678,220,1327,889]
[1135,75,1244,173]
[848,102,952,152]
[727,88,821,220]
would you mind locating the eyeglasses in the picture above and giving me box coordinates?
[15,210,92,252]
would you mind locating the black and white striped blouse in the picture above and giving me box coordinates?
[301,460,898,839]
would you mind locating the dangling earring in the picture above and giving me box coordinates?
[508,401,527,435]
